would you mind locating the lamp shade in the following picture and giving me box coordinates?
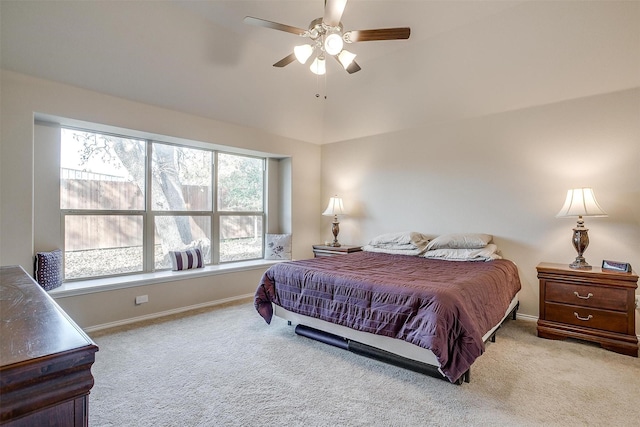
[310,56,326,75]
[322,196,345,216]
[294,44,314,64]
[556,188,608,218]
[324,33,344,56]
[337,50,356,69]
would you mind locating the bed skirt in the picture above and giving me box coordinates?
[273,293,519,384]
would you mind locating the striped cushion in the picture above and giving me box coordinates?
[169,248,204,271]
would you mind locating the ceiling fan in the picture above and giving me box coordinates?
[243,0,411,75]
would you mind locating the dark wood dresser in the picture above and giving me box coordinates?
[0,265,98,426]
[537,262,638,356]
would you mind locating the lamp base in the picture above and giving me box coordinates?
[569,257,592,270]
[330,218,341,247]
[569,223,591,269]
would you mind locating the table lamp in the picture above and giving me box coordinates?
[556,188,608,269]
[322,196,345,247]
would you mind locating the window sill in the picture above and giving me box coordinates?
[49,259,282,298]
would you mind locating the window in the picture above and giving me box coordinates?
[60,128,266,280]
[217,153,264,262]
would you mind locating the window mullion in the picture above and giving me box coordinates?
[262,158,267,248]
[144,140,154,272]
[212,151,220,265]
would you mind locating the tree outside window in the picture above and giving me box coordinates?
[60,128,265,280]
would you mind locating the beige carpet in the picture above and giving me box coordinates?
[88,302,640,426]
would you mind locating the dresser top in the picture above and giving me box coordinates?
[537,262,638,282]
[1,265,97,368]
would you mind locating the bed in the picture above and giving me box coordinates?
[255,235,521,384]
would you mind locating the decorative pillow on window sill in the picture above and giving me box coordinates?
[265,234,292,260]
[170,248,204,271]
[34,249,63,291]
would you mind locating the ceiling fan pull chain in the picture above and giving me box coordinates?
[315,72,327,100]
[323,71,328,100]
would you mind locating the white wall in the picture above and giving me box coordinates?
[321,89,640,329]
[0,70,321,328]
[2,69,639,333]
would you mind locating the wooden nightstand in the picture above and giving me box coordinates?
[537,262,638,357]
[312,245,362,257]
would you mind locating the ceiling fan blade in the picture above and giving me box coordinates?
[243,16,307,36]
[344,27,411,43]
[332,55,361,74]
[324,0,348,27]
[273,53,297,68]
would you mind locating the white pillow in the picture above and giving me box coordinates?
[368,231,428,246]
[423,244,501,261]
[265,234,292,260]
[426,233,492,250]
[362,245,425,256]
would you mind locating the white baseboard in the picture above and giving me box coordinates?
[84,293,254,333]
[86,301,640,341]
[515,313,538,322]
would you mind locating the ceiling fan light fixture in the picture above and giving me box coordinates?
[338,50,357,69]
[324,32,344,56]
[294,44,314,64]
[244,1,411,77]
[310,56,326,75]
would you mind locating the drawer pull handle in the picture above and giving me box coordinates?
[573,291,593,300]
[574,312,593,322]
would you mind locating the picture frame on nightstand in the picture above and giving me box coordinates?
[602,260,632,273]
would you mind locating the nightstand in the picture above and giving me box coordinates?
[312,245,362,257]
[537,262,638,357]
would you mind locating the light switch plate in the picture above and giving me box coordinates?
[135,295,149,305]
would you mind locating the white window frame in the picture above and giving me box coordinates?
[60,126,267,281]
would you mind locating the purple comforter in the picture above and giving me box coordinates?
[255,251,521,383]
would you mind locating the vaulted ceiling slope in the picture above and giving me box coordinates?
[1,1,638,145]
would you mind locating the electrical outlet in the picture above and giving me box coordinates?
[636,295,640,310]
[135,295,149,305]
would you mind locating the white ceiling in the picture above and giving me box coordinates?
[1,1,638,144]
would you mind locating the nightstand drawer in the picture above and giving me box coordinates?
[545,281,628,311]
[544,302,629,334]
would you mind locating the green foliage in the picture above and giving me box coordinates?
[217,153,264,211]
